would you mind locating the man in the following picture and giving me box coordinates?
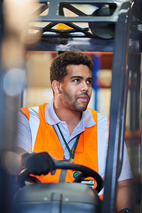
[17,51,134,213]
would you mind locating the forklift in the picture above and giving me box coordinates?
[0,1,141,213]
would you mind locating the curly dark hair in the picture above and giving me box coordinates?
[50,51,93,83]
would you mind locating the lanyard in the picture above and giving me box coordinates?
[56,123,80,162]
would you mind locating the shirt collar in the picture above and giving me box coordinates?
[45,98,96,128]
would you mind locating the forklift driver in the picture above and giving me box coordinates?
[17,51,135,213]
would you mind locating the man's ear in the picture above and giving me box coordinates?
[52,80,61,94]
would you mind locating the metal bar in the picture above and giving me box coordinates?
[118,55,130,177]
[40,0,119,4]
[59,2,65,16]
[37,0,119,22]
[129,54,141,131]
[43,22,58,32]
[60,3,88,16]
[101,1,133,213]
[60,22,94,37]
[40,13,117,22]
[32,3,49,16]
[128,53,141,209]
[42,21,94,38]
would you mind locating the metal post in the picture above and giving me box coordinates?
[101,1,133,213]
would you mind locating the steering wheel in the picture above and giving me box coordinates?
[17,161,103,193]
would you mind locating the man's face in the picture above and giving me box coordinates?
[58,64,93,112]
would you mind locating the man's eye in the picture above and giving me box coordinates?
[73,79,79,83]
[87,80,93,85]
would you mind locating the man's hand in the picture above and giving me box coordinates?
[21,152,56,175]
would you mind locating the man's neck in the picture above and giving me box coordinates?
[53,103,82,135]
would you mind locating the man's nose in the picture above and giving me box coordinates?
[81,81,88,92]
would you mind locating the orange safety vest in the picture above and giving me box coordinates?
[21,103,103,199]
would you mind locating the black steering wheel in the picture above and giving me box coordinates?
[17,161,103,193]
